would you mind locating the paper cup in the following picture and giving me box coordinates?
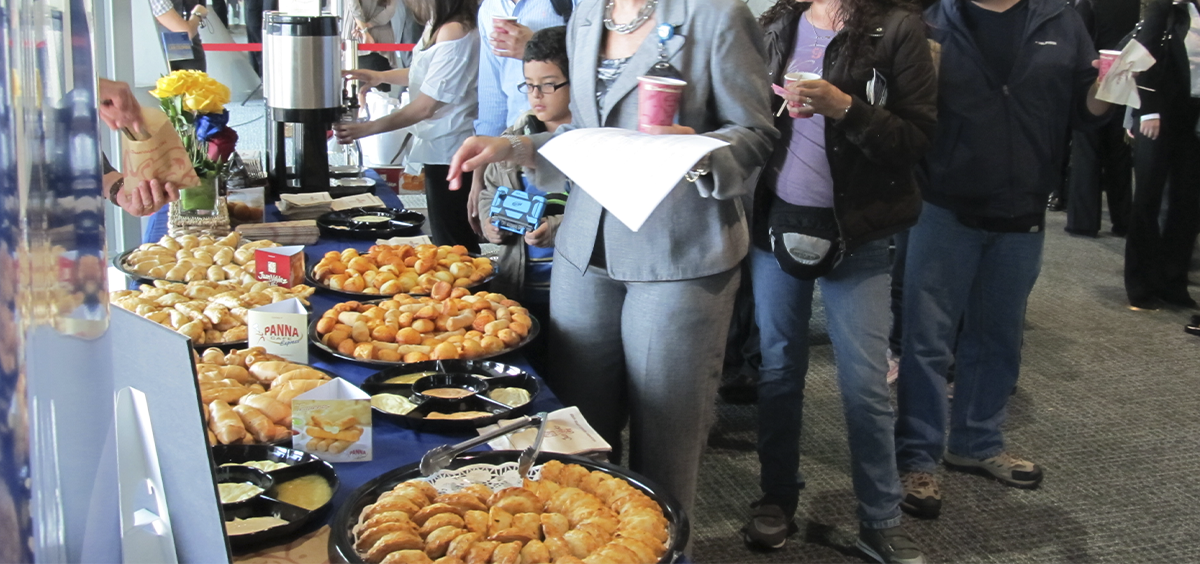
[784,72,821,119]
[637,76,687,132]
[493,16,518,33]
[1098,50,1121,80]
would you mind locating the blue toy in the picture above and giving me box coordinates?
[489,187,547,234]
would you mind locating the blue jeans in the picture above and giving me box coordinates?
[751,240,902,529]
[895,203,1044,473]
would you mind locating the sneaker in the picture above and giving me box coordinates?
[886,350,899,385]
[899,472,941,519]
[740,501,797,550]
[944,451,1044,489]
[857,525,926,564]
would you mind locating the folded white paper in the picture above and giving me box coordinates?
[292,378,373,462]
[375,235,434,246]
[537,128,729,232]
[479,406,612,455]
[1097,40,1156,108]
[332,193,386,211]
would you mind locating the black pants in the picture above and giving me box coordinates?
[1067,114,1132,235]
[422,165,481,254]
[245,0,274,76]
[208,0,228,27]
[358,52,392,93]
[1125,110,1200,304]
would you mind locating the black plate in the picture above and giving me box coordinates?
[212,444,341,551]
[362,360,541,432]
[305,251,497,297]
[112,249,157,283]
[327,451,688,564]
[316,208,425,241]
[192,339,250,351]
[308,310,540,367]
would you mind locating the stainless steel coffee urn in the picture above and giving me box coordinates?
[263,12,341,195]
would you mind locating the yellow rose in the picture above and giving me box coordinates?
[149,73,186,98]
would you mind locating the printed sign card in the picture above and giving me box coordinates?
[255,246,306,288]
[292,379,372,462]
[248,298,309,363]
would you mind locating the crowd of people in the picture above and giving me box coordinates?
[100,0,1199,562]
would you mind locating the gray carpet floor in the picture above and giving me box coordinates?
[225,101,1200,564]
[696,215,1200,563]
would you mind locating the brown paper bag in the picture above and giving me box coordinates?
[121,105,201,189]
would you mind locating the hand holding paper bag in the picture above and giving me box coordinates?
[1096,40,1156,108]
[121,105,201,189]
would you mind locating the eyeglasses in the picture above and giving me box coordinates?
[517,80,570,94]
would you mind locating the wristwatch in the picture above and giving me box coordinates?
[109,177,124,201]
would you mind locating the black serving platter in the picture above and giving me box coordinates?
[315,207,425,241]
[361,360,541,432]
[327,451,689,564]
[212,444,341,550]
[305,251,497,297]
[308,303,539,367]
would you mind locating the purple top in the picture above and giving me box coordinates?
[772,13,835,208]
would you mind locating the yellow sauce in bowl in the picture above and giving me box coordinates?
[274,474,333,511]
[423,387,475,399]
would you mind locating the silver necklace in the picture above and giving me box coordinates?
[604,0,658,34]
[806,12,836,41]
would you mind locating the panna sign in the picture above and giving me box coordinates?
[248,298,309,362]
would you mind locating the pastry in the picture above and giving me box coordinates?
[310,244,494,296]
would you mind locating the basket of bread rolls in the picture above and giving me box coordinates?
[195,346,334,446]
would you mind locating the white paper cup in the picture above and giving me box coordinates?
[1098,50,1121,80]
[783,72,821,118]
[493,16,518,33]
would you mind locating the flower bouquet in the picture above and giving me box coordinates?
[148,70,239,213]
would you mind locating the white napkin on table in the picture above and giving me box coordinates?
[479,406,612,455]
[1096,40,1157,108]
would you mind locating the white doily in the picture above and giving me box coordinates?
[417,462,544,494]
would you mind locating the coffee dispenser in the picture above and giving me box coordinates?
[262,12,342,196]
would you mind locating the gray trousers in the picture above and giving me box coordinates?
[547,262,740,515]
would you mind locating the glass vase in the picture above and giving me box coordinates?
[168,173,231,236]
[180,173,219,214]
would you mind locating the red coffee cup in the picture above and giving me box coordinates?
[784,72,820,118]
[637,76,687,132]
[1098,50,1121,80]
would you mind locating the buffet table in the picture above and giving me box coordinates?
[235,182,568,559]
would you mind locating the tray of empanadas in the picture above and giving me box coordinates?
[196,347,334,446]
[329,453,687,564]
[114,232,280,284]
[309,292,538,366]
[362,360,540,433]
[213,444,340,550]
[306,244,497,298]
[111,279,314,347]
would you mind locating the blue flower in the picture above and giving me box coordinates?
[195,110,230,142]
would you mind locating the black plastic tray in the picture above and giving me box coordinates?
[315,207,425,241]
[327,451,688,564]
[308,304,539,367]
[362,360,540,433]
[212,444,340,551]
[305,251,497,298]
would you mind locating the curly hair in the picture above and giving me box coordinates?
[759,0,921,61]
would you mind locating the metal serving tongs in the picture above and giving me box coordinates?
[518,412,551,479]
[419,412,547,476]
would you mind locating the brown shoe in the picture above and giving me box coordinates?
[899,471,941,519]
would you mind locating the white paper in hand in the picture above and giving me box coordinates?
[1096,40,1156,108]
[537,128,729,232]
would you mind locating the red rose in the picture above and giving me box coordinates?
[206,126,239,163]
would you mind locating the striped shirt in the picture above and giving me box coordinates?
[474,0,574,136]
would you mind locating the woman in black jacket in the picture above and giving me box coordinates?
[743,0,936,561]
[1124,0,1200,310]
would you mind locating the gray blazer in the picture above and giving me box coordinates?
[530,0,777,282]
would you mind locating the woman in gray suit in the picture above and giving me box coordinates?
[449,0,776,515]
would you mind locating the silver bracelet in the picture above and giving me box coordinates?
[502,134,531,165]
[685,154,711,183]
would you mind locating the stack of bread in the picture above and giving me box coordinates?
[120,232,279,283]
[310,244,494,296]
[314,286,532,363]
[195,347,332,445]
[110,279,315,345]
[351,460,669,564]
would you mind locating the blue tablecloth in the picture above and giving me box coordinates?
[266,179,565,534]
